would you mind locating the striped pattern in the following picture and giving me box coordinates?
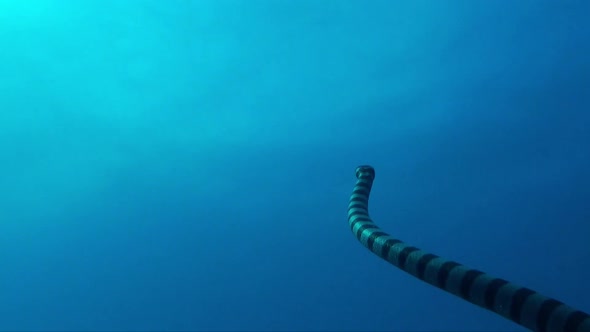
[348,165,590,332]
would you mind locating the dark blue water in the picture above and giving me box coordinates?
[1,1,588,331]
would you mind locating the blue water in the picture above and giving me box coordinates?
[1,0,589,331]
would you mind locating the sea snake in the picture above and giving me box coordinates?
[348,165,589,332]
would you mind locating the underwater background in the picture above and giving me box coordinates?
[1,0,589,331]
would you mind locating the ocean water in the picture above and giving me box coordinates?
[1,0,589,331]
